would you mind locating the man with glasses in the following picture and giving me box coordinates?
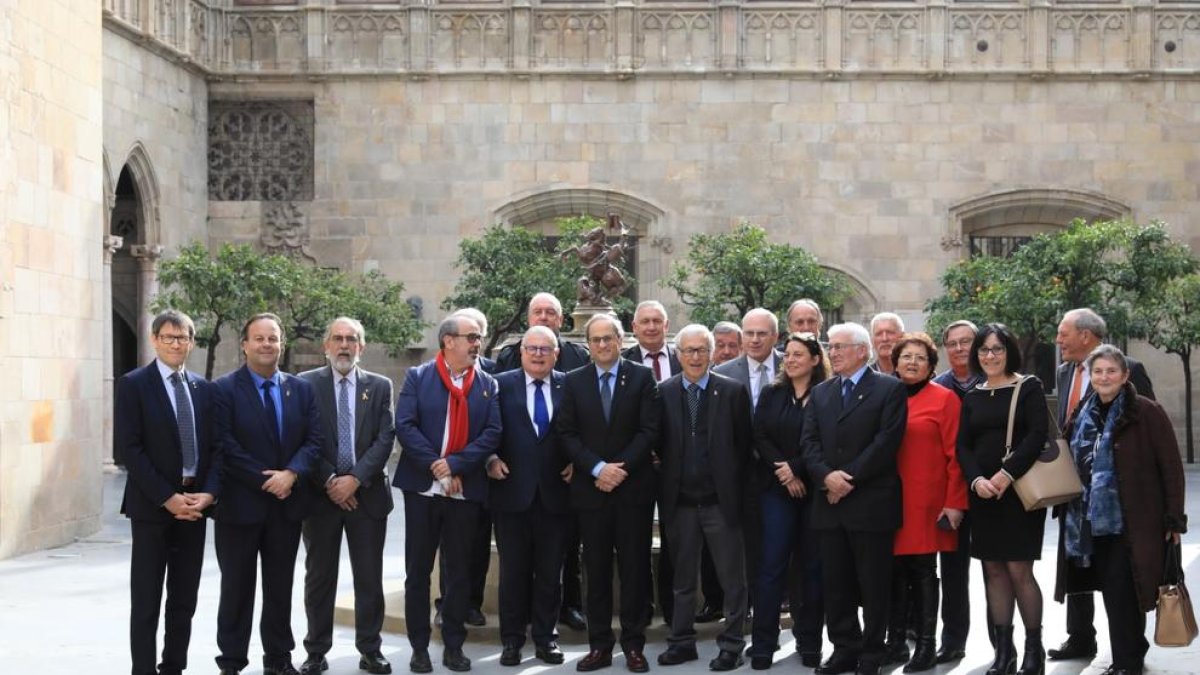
[393,314,502,673]
[558,314,661,673]
[488,325,573,666]
[297,318,396,675]
[801,322,907,675]
[118,310,218,675]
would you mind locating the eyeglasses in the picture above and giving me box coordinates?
[156,334,192,346]
[522,345,555,356]
[587,334,618,346]
[977,346,1007,357]
[330,335,360,345]
[679,347,710,358]
[452,333,483,343]
[898,353,929,363]
[944,339,973,350]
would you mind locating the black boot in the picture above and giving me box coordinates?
[986,625,1016,675]
[904,575,939,673]
[1016,627,1045,675]
[884,568,911,665]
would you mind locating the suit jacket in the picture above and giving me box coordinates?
[621,344,681,380]
[1055,355,1155,426]
[391,358,502,503]
[557,359,661,509]
[213,365,323,524]
[800,368,908,532]
[489,369,571,514]
[657,372,752,527]
[298,365,396,519]
[117,361,220,521]
[494,336,591,374]
[713,350,784,412]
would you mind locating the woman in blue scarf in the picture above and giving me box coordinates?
[1054,345,1187,675]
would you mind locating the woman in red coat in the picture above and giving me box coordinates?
[884,333,968,672]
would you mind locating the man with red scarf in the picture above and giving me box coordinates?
[393,314,502,674]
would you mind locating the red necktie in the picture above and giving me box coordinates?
[647,351,663,381]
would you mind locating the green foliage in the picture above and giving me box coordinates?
[662,223,850,327]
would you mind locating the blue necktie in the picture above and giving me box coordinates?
[533,379,550,437]
[600,372,613,422]
[262,380,281,446]
[337,377,354,473]
[841,377,854,407]
[170,372,197,474]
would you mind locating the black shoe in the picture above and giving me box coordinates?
[465,607,487,627]
[750,656,772,670]
[264,665,300,675]
[658,646,699,666]
[935,646,965,664]
[577,649,613,672]
[443,647,472,672]
[300,654,329,675]
[560,606,587,631]
[696,603,724,623]
[219,670,240,675]
[625,650,650,673]
[987,625,1017,675]
[1046,638,1096,661]
[536,643,565,665]
[409,649,433,674]
[882,641,910,665]
[855,663,881,675]
[710,650,744,671]
[815,653,859,675]
[500,644,522,666]
[1016,627,1045,675]
[360,652,393,674]
[799,652,822,668]
[1101,667,1143,675]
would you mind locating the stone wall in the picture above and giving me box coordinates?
[0,0,106,557]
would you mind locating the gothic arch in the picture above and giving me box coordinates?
[102,149,115,234]
[119,142,162,245]
[493,186,666,233]
[945,187,1131,255]
[821,262,881,325]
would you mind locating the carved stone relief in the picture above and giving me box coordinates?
[1154,13,1200,69]
[1050,11,1130,71]
[330,13,409,69]
[637,11,718,69]
[431,12,509,70]
[742,11,823,70]
[532,11,613,69]
[844,11,926,71]
[947,11,1026,70]
[208,100,314,202]
[230,13,306,69]
[262,201,316,260]
[189,0,210,61]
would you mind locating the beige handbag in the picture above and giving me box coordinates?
[1155,540,1199,647]
[1002,376,1083,511]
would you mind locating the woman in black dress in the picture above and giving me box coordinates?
[956,324,1049,675]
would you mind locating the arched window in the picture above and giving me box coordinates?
[947,187,1130,259]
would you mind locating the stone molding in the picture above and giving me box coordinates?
[103,0,1200,78]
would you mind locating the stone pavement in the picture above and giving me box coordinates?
[2,469,1198,675]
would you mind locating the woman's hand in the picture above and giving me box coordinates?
[988,471,1012,497]
[974,478,1000,499]
[941,508,965,530]
[1166,531,1182,545]
[774,461,796,486]
[784,477,807,499]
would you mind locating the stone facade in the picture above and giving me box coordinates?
[1,0,106,558]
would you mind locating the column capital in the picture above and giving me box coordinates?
[129,244,165,260]
[103,235,124,264]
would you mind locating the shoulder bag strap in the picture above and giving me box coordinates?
[1003,376,1028,458]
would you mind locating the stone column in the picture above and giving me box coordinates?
[102,235,124,467]
[1029,0,1050,74]
[130,244,165,368]
[824,0,844,75]
[717,0,739,70]
[927,0,946,73]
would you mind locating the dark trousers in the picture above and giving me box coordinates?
[654,525,675,622]
[700,543,724,609]
[562,517,584,611]
[666,503,748,653]
[493,496,570,648]
[751,490,823,657]
[820,527,894,666]
[1065,592,1097,642]
[301,504,387,657]
[439,505,490,611]
[215,512,303,671]
[579,501,654,653]
[938,515,973,649]
[129,518,206,675]
[404,492,480,651]
[1092,535,1148,669]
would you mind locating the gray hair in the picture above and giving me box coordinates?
[742,307,780,334]
[634,300,668,321]
[870,312,905,333]
[450,307,488,336]
[828,322,873,360]
[787,298,824,325]
[152,309,195,338]
[712,321,742,338]
[1085,343,1129,374]
[1065,307,1107,340]
[675,323,715,353]
[323,316,366,344]
[524,325,558,345]
[528,292,563,317]
[941,319,978,344]
[438,315,478,348]
[584,313,624,342]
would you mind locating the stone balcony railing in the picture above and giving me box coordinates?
[103,0,1200,78]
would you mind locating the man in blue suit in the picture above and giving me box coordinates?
[118,309,219,675]
[393,313,502,674]
[213,313,323,675]
[488,325,573,666]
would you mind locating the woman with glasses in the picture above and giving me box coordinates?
[957,324,1049,675]
[746,332,829,670]
[882,333,967,672]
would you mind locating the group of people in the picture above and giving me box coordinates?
[118,293,1187,675]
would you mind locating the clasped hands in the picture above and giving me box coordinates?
[163,492,214,521]
[973,470,1012,499]
[431,458,463,496]
[262,468,298,500]
[823,470,855,504]
[595,462,627,493]
[774,461,807,499]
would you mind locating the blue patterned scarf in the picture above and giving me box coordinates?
[1064,390,1126,565]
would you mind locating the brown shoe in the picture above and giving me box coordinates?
[625,650,650,673]
[578,650,613,672]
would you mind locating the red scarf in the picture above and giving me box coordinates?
[436,351,476,455]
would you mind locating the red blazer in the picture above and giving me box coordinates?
[894,382,968,555]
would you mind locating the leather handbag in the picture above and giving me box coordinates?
[1155,539,1198,647]
[1002,375,1084,511]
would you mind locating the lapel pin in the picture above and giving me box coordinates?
[285,387,291,397]
[484,390,490,398]
[362,391,369,401]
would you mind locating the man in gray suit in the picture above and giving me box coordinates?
[1048,307,1155,663]
[298,317,396,675]
[713,307,783,412]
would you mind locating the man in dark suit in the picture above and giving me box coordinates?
[801,322,907,675]
[297,317,396,675]
[1049,307,1156,662]
[488,325,573,666]
[118,310,218,675]
[558,313,661,673]
[655,324,753,671]
[490,291,590,631]
[393,313,501,673]
[213,313,323,675]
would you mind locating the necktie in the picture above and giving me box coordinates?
[757,363,771,394]
[600,372,613,422]
[1066,363,1085,420]
[647,351,663,381]
[687,383,701,434]
[842,377,854,407]
[337,377,354,474]
[261,380,281,446]
[533,379,550,437]
[170,372,197,473]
